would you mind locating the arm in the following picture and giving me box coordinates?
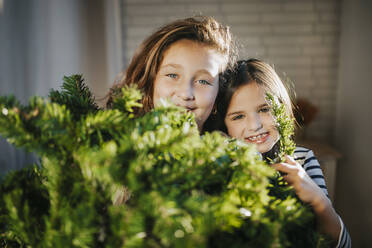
[299,150,351,248]
[272,154,350,247]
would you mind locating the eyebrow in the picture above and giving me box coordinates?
[196,69,213,77]
[160,63,182,70]
[258,103,269,108]
[226,103,269,117]
[226,111,244,117]
[160,64,214,77]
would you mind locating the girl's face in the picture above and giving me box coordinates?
[224,82,280,153]
[153,39,223,131]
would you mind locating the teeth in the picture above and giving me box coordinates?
[248,134,264,141]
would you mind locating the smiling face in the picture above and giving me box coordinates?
[153,39,224,132]
[224,82,280,153]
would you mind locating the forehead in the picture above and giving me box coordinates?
[160,39,227,72]
[229,82,267,109]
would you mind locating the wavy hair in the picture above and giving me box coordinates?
[106,16,236,119]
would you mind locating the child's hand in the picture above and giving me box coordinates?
[272,155,342,243]
[271,155,327,209]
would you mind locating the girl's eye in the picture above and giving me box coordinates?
[259,107,270,113]
[166,73,178,79]
[197,79,212,86]
[232,114,244,121]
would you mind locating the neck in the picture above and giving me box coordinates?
[262,141,281,164]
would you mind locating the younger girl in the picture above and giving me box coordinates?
[107,16,236,133]
[217,59,351,247]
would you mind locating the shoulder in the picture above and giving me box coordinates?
[293,146,316,166]
[294,146,329,196]
[293,146,322,178]
[294,146,311,157]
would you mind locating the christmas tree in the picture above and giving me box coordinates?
[0,75,327,247]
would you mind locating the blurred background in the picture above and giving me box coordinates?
[1,0,371,246]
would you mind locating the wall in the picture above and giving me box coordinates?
[121,0,341,142]
[335,0,372,246]
[0,0,120,174]
[0,0,85,174]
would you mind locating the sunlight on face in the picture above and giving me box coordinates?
[153,39,225,132]
[224,82,280,153]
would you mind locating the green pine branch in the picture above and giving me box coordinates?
[49,75,99,121]
[0,75,328,248]
[265,93,296,163]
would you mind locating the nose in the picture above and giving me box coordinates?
[176,79,195,101]
[246,113,263,132]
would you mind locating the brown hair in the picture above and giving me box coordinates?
[106,16,236,117]
[216,59,295,133]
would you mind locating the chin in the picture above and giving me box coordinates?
[257,142,275,154]
[195,119,204,132]
[257,147,269,154]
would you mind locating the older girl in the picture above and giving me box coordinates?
[217,59,351,248]
[107,16,235,133]
[107,16,235,205]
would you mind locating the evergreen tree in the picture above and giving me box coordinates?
[0,75,328,247]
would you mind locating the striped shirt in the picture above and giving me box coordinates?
[294,147,351,248]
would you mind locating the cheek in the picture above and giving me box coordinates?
[261,114,280,140]
[271,129,280,142]
[225,121,241,138]
[198,86,218,108]
[153,80,171,107]
[262,114,277,130]
[267,119,280,143]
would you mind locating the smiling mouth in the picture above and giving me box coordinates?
[186,107,196,111]
[176,104,196,111]
[245,132,269,144]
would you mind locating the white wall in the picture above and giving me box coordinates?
[121,0,341,142]
[335,0,372,246]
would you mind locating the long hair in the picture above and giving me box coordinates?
[107,16,236,118]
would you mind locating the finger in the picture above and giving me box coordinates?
[283,167,308,186]
[271,162,297,174]
[285,155,297,165]
[283,174,295,185]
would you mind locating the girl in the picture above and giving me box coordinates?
[217,59,351,248]
[107,16,236,133]
[107,16,235,205]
